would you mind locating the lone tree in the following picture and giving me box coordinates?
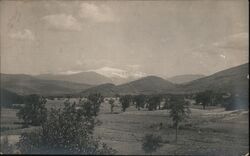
[120,95,131,112]
[108,98,115,113]
[134,94,146,110]
[17,94,47,126]
[142,134,162,155]
[169,96,191,143]
[17,99,116,154]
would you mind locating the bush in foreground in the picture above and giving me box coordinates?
[17,99,116,154]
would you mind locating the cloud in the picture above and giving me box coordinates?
[42,14,82,31]
[79,2,118,23]
[9,29,35,40]
[180,32,248,75]
[190,32,248,59]
[213,32,248,50]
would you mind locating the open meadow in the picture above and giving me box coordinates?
[1,98,249,155]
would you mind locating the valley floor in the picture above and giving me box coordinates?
[1,99,249,155]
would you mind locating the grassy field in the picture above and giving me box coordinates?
[1,98,249,155]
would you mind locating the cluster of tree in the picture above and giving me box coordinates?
[146,95,162,111]
[116,94,187,112]
[194,90,249,110]
[119,95,133,112]
[15,93,116,154]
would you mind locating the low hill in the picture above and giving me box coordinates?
[116,76,177,95]
[81,76,177,96]
[80,83,117,97]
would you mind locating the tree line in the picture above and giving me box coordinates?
[107,90,248,113]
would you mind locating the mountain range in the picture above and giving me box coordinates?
[36,67,147,85]
[0,63,248,97]
[81,63,249,96]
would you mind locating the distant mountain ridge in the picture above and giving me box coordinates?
[36,71,112,85]
[36,67,147,85]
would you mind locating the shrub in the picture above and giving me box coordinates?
[142,134,162,155]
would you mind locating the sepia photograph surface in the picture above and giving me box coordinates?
[0,0,249,155]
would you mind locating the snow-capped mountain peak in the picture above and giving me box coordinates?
[90,67,128,78]
[89,66,146,79]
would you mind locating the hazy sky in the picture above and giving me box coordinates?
[0,0,248,77]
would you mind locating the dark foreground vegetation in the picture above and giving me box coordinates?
[1,93,116,154]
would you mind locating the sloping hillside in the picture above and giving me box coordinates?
[1,73,93,96]
[181,63,249,96]
[0,88,24,107]
[167,74,205,84]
